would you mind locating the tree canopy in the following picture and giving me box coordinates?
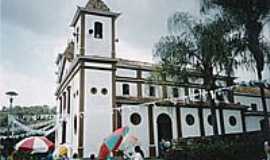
[155,12,236,90]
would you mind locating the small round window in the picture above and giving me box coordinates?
[91,87,97,95]
[186,114,195,126]
[130,113,141,126]
[101,88,108,95]
[229,116,237,126]
[207,115,213,126]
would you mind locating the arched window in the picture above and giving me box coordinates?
[194,89,200,100]
[123,84,130,95]
[172,88,179,98]
[149,86,156,97]
[67,87,71,114]
[94,22,103,39]
[63,92,66,111]
[76,27,79,43]
[74,115,77,135]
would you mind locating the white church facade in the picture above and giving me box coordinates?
[55,0,270,158]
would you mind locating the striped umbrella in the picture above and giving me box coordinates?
[15,136,54,154]
[98,126,129,160]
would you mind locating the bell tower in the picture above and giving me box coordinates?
[69,0,120,157]
[71,0,120,58]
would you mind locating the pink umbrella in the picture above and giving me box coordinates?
[15,136,54,154]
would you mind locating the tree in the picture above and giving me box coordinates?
[154,12,235,135]
[200,0,270,135]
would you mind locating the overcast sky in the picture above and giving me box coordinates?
[0,0,269,108]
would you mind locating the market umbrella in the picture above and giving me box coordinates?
[98,126,129,159]
[15,136,54,154]
[119,135,139,151]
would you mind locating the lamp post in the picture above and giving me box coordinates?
[5,91,18,139]
[5,91,18,114]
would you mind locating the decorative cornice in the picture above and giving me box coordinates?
[85,0,110,12]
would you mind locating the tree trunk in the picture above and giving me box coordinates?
[226,75,235,103]
[207,90,219,135]
[257,71,270,138]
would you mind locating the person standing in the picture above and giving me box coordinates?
[265,141,270,160]
[132,146,144,160]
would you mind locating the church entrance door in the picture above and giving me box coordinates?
[157,113,173,141]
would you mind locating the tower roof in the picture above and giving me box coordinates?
[85,0,110,12]
[70,0,120,27]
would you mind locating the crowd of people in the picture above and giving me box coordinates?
[0,140,144,160]
[55,145,144,160]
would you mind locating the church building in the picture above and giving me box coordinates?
[55,0,270,158]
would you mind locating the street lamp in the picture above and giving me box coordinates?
[5,91,18,140]
[5,91,18,114]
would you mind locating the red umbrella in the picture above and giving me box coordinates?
[98,126,129,160]
[15,136,54,154]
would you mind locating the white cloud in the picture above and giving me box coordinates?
[0,66,56,108]
[116,40,153,63]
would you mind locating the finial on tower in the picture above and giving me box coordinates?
[85,0,110,12]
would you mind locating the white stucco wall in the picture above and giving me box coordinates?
[245,116,263,132]
[116,82,137,97]
[121,105,150,157]
[189,78,203,85]
[73,17,81,55]
[141,71,151,79]
[116,68,137,78]
[74,16,81,56]
[223,110,243,134]
[234,95,270,112]
[70,72,80,154]
[181,108,201,137]
[84,68,113,156]
[85,15,112,57]
[203,109,213,136]
[62,61,71,82]
[56,69,81,156]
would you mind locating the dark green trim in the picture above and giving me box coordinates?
[148,104,156,157]
[176,107,182,138]
[241,110,247,133]
[198,108,205,136]
[137,70,142,97]
[219,108,225,135]
[78,13,85,158]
